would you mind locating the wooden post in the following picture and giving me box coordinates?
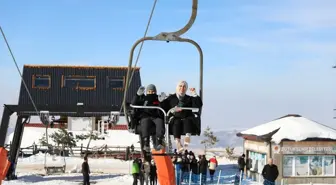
[80,144,83,156]
[104,145,107,159]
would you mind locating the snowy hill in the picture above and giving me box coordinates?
[189,129,244,149]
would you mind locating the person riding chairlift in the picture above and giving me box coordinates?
[132,84,165,152]
[160,81,203,153]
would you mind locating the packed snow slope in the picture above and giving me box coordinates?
[4,153,258,185]
[3,153,327,185]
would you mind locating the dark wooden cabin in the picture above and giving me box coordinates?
[18,65,141,107]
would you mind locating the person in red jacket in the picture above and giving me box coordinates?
[208,156,218,182]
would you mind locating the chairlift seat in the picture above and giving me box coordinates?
[126,103,201,136]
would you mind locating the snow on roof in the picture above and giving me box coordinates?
[239,114,336,144]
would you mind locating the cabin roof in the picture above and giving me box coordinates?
[23,64,140,70]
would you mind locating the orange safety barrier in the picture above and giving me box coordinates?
[152,149,176,185]
[0,147,11,185]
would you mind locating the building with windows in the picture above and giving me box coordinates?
[19,64,141,106]
[236,114,336,184]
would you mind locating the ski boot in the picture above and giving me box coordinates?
[154,137,165,151]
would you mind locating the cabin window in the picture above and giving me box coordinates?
[107,76,124,89]
[283,155,335,177]
[247,151,266,174]
[32,75,51,89]
[63,76,96,90]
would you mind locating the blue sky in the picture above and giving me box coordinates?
[1,0,336,130]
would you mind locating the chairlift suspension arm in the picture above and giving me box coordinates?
[162,0,198,37]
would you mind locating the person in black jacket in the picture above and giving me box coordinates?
[262,158,279,185]
[81,156,90,185]
[149,160,157,185]
[238,154,246,176]
[181,154,190,183]
[161,81,203,153]
[132,84,165,152]
[198,155,208,185]
[188,152,199,183]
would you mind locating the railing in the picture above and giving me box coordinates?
[7,143,142,160]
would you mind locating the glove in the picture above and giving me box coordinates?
[189,88,198,97]
[170,106,182,114]
[137,86,145,96]
[158,92,167,102]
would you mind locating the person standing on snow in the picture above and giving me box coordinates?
[209,156,218,182]
[132,85,165,152]
[81,156,90,185]
[188,152,199,183]
[160,81,203,153]
[138,158,145,185]
[143,161,151,185]
[132,159,140,185]
[149,160,157,185]
[181,154,190,183]
[261,158,279,185]
[199,155,209,185]
[238,154,246,176]
[173,156,184,185]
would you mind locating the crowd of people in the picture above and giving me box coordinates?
[172,150,218,185]
[132,158,157,185]
[82,152,279,185]
[131,149,218,185]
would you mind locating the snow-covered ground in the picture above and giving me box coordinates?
[2,154,331,185]
[2,126,254,185]
[3,153,259,185]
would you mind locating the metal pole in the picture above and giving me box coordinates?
[217,170,221,185]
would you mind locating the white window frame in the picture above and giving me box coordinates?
[283,155,336,177]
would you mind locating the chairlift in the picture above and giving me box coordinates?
[122,0,203,155]
[44,146,67,175]
[40,111,67,175]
